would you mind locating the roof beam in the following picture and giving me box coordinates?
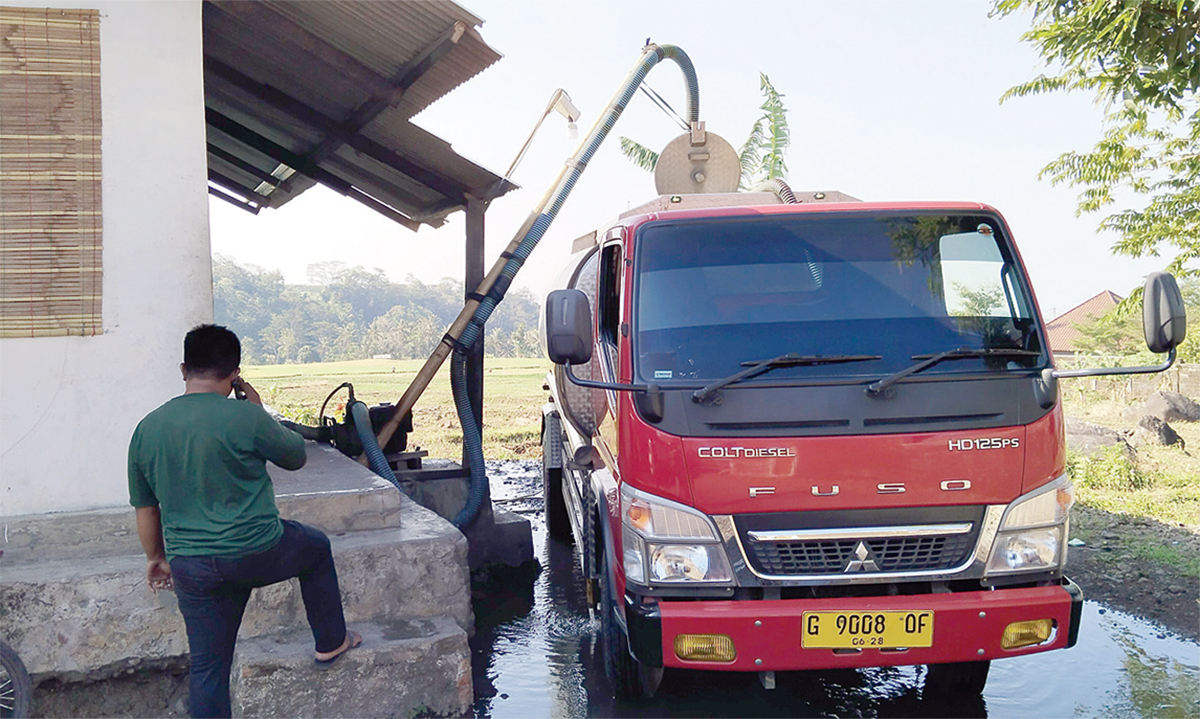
[206,142,283,188]
[208,107,431,215]
[208,168,263,199]
[327,21,466,158]
[204,56,470,202]
[205,108,420,230]
[208,184,262,215]
[206,109,331,186]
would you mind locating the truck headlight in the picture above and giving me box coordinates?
[985,475,1073,575]
[621,485,733,586]
[649,544,733,583]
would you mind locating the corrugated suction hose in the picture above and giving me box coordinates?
[350,401,402,491]
[448,44,700,528]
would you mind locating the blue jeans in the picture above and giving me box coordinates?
[170,520,347,718]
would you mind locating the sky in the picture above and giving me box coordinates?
[208,0,1184,320]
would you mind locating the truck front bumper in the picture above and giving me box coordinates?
[630,579,1082,671]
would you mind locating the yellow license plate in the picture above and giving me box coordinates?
[802,610,934,649]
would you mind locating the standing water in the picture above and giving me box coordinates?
[474,461,1199,718]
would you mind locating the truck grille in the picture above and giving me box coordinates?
[747,533,975,575]
[731,507,987,579]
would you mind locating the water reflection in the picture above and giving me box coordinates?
[472,465,1198,718]
[1120,635,1200,718]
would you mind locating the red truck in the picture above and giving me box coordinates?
[540,191,1187,698]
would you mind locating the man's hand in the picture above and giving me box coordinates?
[135,505,172,593]
[233,376,262,405]
[146,557,173,593]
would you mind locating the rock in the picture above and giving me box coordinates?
[1130,415,1183,448]
[1065,416,1132,455]
[231,618,471,719]
[1142,391,1200,423]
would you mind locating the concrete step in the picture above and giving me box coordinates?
[0,443,400,564]
[271,444,402,534]
[231,617,471,719]
[0,493,471,680]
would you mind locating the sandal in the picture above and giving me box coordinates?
[314,630,362,666]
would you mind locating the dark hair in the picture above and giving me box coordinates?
[183,324,240,379]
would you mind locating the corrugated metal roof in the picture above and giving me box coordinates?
[203,0,511,229]
[267,1,499,120]
[1045,290,1123,354]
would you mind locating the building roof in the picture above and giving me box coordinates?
[202,0,513,230]
[1045,290,1123,353]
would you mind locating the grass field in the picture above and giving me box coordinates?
[243,357,551,462]
[1059,382,1200,533]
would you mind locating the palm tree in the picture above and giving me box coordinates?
[619,73,790,190]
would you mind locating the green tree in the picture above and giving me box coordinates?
[1070,308,1145,356]
[364,305,441,359]
[323,266,403,328]
[486,326,514,358]
[215,261,547,363]
[509,322,540,358]
[212,256,288,364]
[306,260,347,286]
[619,73,791,189]
[995,0,1200,279]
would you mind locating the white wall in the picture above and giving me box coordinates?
[1,1,211,516]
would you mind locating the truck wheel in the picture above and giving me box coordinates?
[596,523,663,699]
[924,660,990,696]
[542,415,571,541]
[0,640,32,718]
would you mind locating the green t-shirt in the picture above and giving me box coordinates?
[128,392,306,559]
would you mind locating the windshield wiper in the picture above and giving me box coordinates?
[692,353,882,404]
[865,347,1042,398]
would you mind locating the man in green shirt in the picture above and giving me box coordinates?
[129,324,360,718]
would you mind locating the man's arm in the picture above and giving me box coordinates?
[135,505,173,593]
[234,377,307,470]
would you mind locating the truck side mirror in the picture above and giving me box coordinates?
[545,289,593,365]
[1143,271,1187,354]
[1053,270,1186,381]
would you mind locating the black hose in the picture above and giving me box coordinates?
[279,420,330,443]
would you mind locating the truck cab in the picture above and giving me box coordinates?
[539,191,1185,698]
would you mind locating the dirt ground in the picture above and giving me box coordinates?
[31,663,188,718]
[1066,504,1199,642]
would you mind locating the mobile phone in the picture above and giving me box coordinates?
[232,378,247,401]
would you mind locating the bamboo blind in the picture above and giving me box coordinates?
[0,6,102,338]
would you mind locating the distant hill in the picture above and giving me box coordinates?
[213,256,540,364]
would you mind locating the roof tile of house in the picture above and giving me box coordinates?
[1045,290,1123,353]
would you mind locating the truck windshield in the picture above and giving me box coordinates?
[633,213,1046,385]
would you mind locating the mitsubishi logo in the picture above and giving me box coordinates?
[844,542,880,573]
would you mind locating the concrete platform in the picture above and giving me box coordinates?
[231,618,471,718]
[0,444,400,564]
[0,444,471,682]
[402,459,535,571]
